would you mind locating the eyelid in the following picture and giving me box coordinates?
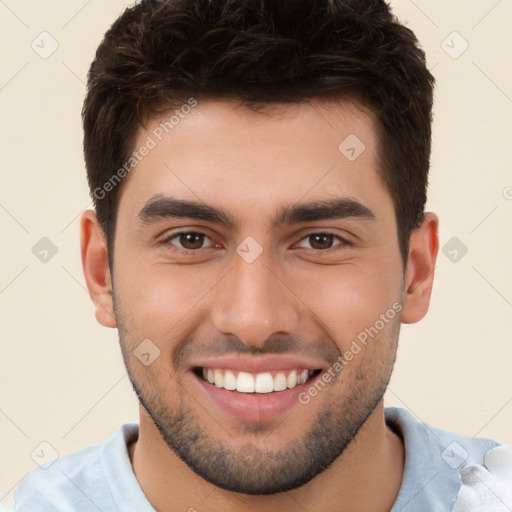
[160,230,216,249]
[294,232,351,251]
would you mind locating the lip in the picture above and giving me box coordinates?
[190,354,327,374]
[190,368,323,422]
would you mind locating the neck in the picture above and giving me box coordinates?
[129,402,405,512]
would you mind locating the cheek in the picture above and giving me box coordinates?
[114,248,402,356]
[115,261,218,338]
[292,262,402,348]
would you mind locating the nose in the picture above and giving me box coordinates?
[210,252,300,348]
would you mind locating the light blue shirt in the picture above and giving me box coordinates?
[13,407,510,511]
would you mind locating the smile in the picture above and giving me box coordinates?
[195,367,322,393]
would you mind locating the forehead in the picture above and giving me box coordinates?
[117,98,391,225]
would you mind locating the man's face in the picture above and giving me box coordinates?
[112,99,404,493]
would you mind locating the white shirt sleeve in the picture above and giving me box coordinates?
[452,445,512,512]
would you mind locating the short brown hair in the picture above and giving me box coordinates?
[82,0,435,269]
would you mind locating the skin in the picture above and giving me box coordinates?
[81,98,439,512]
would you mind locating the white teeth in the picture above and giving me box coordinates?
[213,369,224,388]
[236,372,255,393]
[273,372,287,391]
[200,368,316,393]
[287,370,297,388]
[223,370,237,390]
[255,373,274,393]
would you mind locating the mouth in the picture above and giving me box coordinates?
[187,353,329,422]
[192,366,323,394]
[190,365,324,423]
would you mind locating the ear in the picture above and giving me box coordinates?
[401,212,439,324]
[80,209,117,328]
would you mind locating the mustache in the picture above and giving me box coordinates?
[172,332,341,371]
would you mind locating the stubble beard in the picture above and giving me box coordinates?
[114,291,401,494]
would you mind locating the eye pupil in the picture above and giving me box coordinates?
[180,233,204,249]
[310,233,333,250]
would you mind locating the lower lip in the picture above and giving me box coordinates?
[191,372,320,422]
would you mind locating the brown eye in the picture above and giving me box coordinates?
[177,232,206,250]
[162,231,215,252]
[295,232,350,253]
[308,233,335,250]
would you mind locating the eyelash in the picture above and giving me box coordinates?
[159,231,352,256]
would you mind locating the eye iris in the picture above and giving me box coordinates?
[180,233,204,250]
[310,233,333,250]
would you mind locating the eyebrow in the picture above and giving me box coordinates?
[137,194,375,229]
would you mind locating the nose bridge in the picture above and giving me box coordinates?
[211,251,300,347]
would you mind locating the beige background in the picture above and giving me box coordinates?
[1,0,511,509]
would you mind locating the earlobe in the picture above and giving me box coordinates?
[80,209,117,328]
[401,212,439,324]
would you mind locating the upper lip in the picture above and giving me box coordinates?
[190,355,327,373]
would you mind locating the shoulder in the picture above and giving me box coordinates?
[385,406,503,463]
[385,407,511,511]
[13,423,139,512]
